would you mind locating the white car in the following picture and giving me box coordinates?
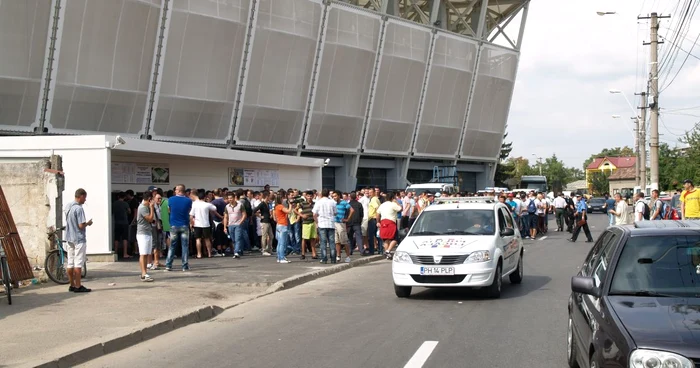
[392,197,524,298]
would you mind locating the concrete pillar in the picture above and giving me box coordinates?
[387,157,410,190]
[475,163,495,190]
[335,154,359,192]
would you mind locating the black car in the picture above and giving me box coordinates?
[586,198,607,213]
[568,221,700,368]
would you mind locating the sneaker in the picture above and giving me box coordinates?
[73,285,92,293]
[279,259,290,264]
[165,267,172,271]
[336,256,341,262]
[262,252,272,256]
[146,263,153,269]
[345,257,351,263]
[149,264,158,271]
[182,268,190,272]
[300,255,306,260]
[68,286,76,292]
[233,253,240,259]
[141,275,154,282]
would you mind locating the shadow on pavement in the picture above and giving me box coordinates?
[408,274,553,301]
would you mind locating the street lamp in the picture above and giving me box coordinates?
[596,11,617,16]
[609,89,641,120]
[531,154,543,176]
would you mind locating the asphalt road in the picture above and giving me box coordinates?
[81,214,610,368]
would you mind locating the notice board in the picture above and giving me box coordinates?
[111,163,170,184]
[228,168,279,187]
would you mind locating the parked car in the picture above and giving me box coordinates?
[586,197,606,213]
[392,196,524,299]
[660,196,681,220]
[567,221,700,368]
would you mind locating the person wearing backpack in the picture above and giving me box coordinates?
[649,189,664,220]
[526,191,538,239]
[634,192,650,221]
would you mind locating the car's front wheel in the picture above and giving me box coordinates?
[486,263,502,298]
[567,316,580,368]
[394,284,412,298]
[509,251,524,284]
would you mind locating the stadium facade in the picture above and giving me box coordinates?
[0,0,529,192]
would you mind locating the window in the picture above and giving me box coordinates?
[356,168,387,191]
[610,235,700,296]
[409,210,495,236]
[322,167,335,190]
[501,208,514,229]
[497,209,507,232]
[582,231,612,276]
[407,169,433,184]
[591,232,618,287]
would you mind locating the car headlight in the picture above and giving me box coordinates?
[630,349,693,368]
[393,251,413,264]
[465,250,491,263]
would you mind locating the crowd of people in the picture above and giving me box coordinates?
[112,185,463,282]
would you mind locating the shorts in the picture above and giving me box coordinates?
[361,218,368,236]
[379,219,397,240]
[193,226,212,239]
[136,233,153,255]
[65,241,86,269]
[114,224,129,242]
[152,227,165,251]
[302,223,317,240]
[334,222,349,245]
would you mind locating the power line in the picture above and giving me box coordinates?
[661,30,700,92]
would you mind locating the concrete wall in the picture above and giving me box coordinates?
[0,158,62,269]
[111,154,322,193]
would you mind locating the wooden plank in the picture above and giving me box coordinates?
[0,185,35,281]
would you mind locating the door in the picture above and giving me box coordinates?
[573,230,618,367]
[498,208,517,271]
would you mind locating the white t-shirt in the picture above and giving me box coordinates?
[635,201,646,221]
[190,200,216,228]
[359,196,370,219]
[378,201,402,222]
[615,201,630,225]
[535,199,545,215]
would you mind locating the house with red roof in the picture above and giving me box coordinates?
[585,156,636,190]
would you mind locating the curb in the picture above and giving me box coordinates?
[31,255,385,368]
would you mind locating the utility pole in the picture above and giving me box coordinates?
[637,92,647,191]
[634,118,640,188]
[639,12,669,190]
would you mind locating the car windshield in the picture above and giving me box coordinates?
[609,235,700,297]
[409,209,495,236]
[407,188,442,196]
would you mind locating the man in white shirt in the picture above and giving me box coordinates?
[313,188,337,264]
[552,193,567,232]
[358,189,370,249]
[609,193,630,225]
[190,189,219,258]
[634,192,647,222]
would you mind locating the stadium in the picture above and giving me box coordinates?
[0,0,528,192]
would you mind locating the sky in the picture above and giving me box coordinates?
[503,0,700,169]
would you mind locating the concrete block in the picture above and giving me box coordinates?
[172,310,201,330]
[141,319,174,342]
[56,343,104,368]
[198,306,215,321]
[102,330,143,355]
[33,361,59,368]
[86,253,118,262]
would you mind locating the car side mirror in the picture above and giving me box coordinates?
[501,228,515,237]
[571,276,601,298]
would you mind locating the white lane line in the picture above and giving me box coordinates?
[404,341,439,368]
[539,236,548,241]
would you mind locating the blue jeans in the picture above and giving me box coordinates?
[318,227,336,263]
[367,219,382,253]
[276,225,288,261]
[608,213,615,226]
[228,224,246,255]
[289,221,302,253]
[166,226,189,270]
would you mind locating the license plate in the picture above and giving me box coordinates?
[420,266,455,275]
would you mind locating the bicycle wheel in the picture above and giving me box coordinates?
[45,249,69,284]
[1,256,11,305]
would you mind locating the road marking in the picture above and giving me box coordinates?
[539,236,548,241]
[404,341,439,368]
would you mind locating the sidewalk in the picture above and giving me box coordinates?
[0,252,384,367]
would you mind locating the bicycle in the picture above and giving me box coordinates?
[0,232,16,305]
[45,227,87,284]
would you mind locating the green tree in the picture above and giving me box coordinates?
[541,154,571,193]
[582,146,635,171]
[589,171,610,196]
